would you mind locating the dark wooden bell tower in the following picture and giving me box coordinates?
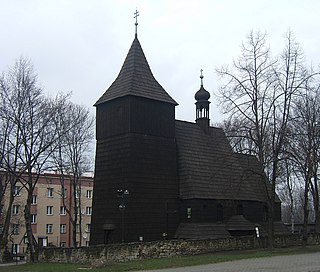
[90,33,179,244]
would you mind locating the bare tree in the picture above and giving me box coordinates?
[50,102,94,247]
[287,78,320,240]
[0,57,68,261]
[217,30,318,247]
[217,31,277,247]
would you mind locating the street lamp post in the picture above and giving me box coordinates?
[117,189,129,243]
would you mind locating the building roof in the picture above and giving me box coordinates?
[227,215,257,231]
[175,223,231,239]
[195,85,210,101]
[95,36,177,106]
[175,120,270,202]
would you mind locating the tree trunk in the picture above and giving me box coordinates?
[267,199,274,249]
[24,182,37,262]
[313,170,320,233]
[315,210,320,233]
[72,181,77,248]
[302,176,309,247]
[267,157,278,249]
[0,191,14,263]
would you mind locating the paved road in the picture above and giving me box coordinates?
[138,252,320,272]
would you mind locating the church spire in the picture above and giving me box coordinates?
[94,12,177,107]
[134,9,139,38]
[195,69,211,134]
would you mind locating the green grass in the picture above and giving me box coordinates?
[1,245,320,272]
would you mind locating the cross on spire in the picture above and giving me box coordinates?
[200,68,204,86]
[134,9,139,37]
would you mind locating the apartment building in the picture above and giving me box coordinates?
[0,172,93,255]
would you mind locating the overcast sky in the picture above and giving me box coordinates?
[1,0,320,123]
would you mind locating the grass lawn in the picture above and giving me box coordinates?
[1,245,320,272]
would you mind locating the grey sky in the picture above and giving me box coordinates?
[1,0,319,123]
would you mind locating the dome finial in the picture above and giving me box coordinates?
[200,68,204,86]
[134,9,139,37]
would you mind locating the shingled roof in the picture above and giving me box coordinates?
[175,120,269,202]
[95,36,177,106]
[234,153,280,203]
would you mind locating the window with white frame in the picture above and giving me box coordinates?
[31,195,37,205]
[46,206,53,215]
[47,188,54,197]
[75,189,80,199]
[12,205,20,215]
[60,188,67,199]
[12,244,19,254]
[13,186,21,196]
[86,190,92,199]
[86,207,92,215]
[31,214,37,224]
[60,206,66,215]
[60,224,66,234]
[46,224,53,234]
[85,224,91,233]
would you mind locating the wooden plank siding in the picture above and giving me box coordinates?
[91,95,179,244]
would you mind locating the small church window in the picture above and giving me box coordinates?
[187,208,192,219]
[237,204,244,215]
[263,205,268,221]
[217,204,223,222]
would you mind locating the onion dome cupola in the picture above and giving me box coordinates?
[195,69,211,133]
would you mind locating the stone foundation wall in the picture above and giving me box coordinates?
[37,234,320,264]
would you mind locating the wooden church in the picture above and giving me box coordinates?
[90,20,283,245]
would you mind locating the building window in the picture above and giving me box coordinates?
[76,224,80,233]
[13,224,20,234]
[86,207,92,215]
[46,206,53,215]
[31,195,37,205]
[187,207,192,219]
[75,189,80,199]
[263,205,268,222]
[46,224,53,234]
[60,206,66,215]
[85,224,91,233]
[60,224,66,234]
[12,244,19,254]
[13,186,21,196]
[47,188,54,197]
[61,188,67,199]
[237,204,244,215]
[12,205,20,215]
[217,204,223,222]
[31,214,37,224]
[86,190,92,199]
